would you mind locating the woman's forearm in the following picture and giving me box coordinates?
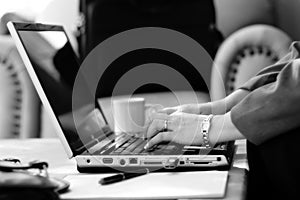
[206,89,250,115]
[161,89,249,115]
[209,112,245,145]
[224,89,250,109]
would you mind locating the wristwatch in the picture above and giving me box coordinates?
[201,114,214,149]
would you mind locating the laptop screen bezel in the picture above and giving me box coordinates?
[7,22,109,158]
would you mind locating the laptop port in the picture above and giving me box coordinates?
[190,161,210,165]
[164,158,179,169]
[102,158,113,164]
[119,159,126,166]
[129,158,138,164]
[143,161,162,165]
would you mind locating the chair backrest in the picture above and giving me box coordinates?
[0,43,40,138]
[210,24,292,101]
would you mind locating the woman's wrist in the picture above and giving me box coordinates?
[207,112,245,145]
[207,114,223,145]
[196,102,212,114]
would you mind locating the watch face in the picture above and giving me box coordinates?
[202,123,210,130]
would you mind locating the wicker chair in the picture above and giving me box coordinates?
[210,24,292,101]
[0,36,40,138]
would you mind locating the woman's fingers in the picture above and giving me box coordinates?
[145,119,163,139]
[144,131,173,149]
[146,113,178,138]
[143,112,169,139]
[146,118,172,139]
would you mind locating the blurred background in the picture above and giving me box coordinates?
[2,0,300,40]
[0,0,53,19]
[0,0,298,139]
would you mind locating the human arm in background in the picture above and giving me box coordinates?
[159,41,296,116]
[159,89,250,115]
[230,41,300,145]
[231,59,300,145]
[145,58,300,148]
[145,41,300,148]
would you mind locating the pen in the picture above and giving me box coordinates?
[99,168,149,185]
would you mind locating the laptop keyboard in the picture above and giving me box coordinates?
[110,135,152,155]
[93,132,179,155]
[91,131,229,156]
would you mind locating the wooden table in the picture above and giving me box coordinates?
[0,139,247,200]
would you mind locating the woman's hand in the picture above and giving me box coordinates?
[159,103,213,115]
[144,111,246,150]
[144,112,206,149]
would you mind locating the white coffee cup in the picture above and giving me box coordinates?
[113,97,145,134]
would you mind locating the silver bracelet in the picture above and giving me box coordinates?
[201,114,214,149]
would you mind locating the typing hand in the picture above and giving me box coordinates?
[144,112,206,150]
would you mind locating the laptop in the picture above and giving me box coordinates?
[8,22,235,173]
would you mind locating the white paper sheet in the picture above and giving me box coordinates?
[61,171,228,199]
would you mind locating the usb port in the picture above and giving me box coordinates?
[102,158,113,164]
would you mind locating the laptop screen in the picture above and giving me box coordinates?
[15,24,111,155]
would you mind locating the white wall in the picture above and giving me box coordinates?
[214,0,275,38]
[0,0,53,19]
[214,0,300,41]
[274,0,300,41]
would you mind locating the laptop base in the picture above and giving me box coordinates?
[76,142,236,173]
[77,164,232,173]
